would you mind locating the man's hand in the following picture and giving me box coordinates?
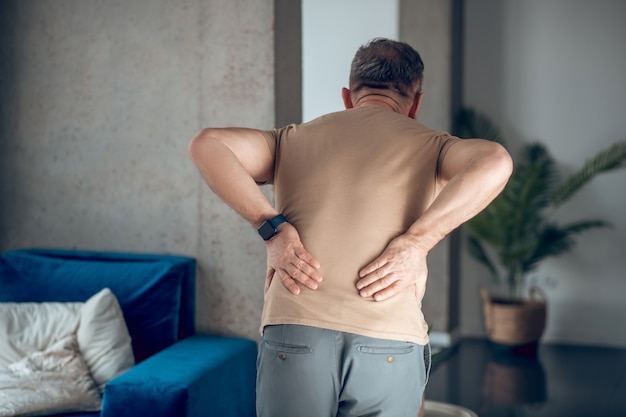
[355,139,512,302]
[265,223,323,295]
[356,234,428,302]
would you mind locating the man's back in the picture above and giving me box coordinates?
[189,37,512,416]
[260,106,458,344]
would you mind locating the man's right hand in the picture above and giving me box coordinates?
[265,223,323,295]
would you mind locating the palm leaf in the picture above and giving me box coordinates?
[464,144,550,246]
[453,108,505,145]
[501,143,558,246]
[552,141,626,207]
[465,196,513,248]
[466,235,500,282]
[521,220,610,273]
[500,237,541,271]
[457,107,625,293]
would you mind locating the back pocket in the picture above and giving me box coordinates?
[264,340,312,354]
[357,344,414,355]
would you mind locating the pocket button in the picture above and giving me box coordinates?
[387,356,394,363]
[278,353,287,360]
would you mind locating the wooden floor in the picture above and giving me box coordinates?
[424,338,626,417]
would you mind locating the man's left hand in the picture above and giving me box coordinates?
[356,234,428,302]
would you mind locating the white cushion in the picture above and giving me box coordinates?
[0,301,81,366]
[77,287,135,392]
[0,288,135,394]
[0,334,101,417]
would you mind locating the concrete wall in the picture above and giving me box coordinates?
[0,0,275,340]
[461,0,626,347]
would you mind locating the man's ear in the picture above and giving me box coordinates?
[342,88,354,109]
[408,92,424,119]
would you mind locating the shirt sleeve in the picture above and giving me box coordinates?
[258,129,278,157]
[435,133,462,178]
[257,125,293,185]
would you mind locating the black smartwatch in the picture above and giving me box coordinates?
[257,214,287,241]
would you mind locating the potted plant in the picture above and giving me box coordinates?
[455,108,626,349]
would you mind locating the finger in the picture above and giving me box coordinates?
[295,247,321,270]
[356,261,391,290]
[277,270,301,295]
[285,263,319,290]
[265,268,275,290]
[358,272,396,298]
[414,282,426,301]
[293,257,323,282]
[292,247,323,283]
[371,280,404,302]
[358,257,387,279]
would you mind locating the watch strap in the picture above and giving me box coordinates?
[267,214,287,230]
[258,214,287,241]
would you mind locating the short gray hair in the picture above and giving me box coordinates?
[349,38,424,97]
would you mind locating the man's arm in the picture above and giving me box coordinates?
[356,139,513,301]
[188,128,322,294]
[188,128,277,226]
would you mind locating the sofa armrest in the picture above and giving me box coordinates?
[101,335,257,417]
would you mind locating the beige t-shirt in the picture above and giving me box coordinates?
[260,106,459,344]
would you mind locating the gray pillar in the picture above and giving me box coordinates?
[399,0,463,341]
[275,0,302,127]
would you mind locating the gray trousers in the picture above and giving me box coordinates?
[257,324,431,417]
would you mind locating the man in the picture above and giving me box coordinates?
[189,38,512,417]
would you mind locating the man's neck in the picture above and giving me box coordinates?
[354,94,402,113]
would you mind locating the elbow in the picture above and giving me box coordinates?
[496,143,514,177]
[188,128,217,163]
[490,142,514,185]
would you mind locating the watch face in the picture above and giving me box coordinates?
[258,221,276,240]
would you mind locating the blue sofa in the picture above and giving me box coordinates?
[0,248,257,417]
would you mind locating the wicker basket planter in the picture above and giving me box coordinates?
[481,288,547,346]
